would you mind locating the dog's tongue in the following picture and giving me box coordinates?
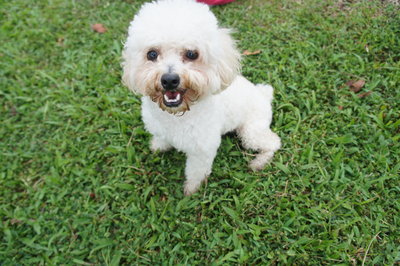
[165,91,180,99]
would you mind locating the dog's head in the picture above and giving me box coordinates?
[122,0,240,114]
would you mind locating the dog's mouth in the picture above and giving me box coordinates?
[150,87,200,115]
[162,89,185,107]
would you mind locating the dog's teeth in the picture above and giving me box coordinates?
[164,93,181,103]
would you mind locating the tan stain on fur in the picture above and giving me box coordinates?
[140,67,208,115]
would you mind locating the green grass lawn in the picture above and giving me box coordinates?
[1,0,399,264]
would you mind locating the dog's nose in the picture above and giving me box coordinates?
[161,73,180,91]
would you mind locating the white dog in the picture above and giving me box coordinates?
[122,0,281,195]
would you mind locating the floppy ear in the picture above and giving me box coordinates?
[121,49,140,94]
[215,28,241,92]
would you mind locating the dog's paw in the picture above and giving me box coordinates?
[267,131,282,152]
[150,137,172,152]
[183,180,202,196]
[249,159,266,171]
[249,151,274,171]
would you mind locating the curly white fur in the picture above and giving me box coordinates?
[122,0,281,195]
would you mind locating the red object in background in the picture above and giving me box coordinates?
[197,0,235,5]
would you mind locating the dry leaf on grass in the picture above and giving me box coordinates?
[10,218,22,225]
[9,105,17,116]
[344,79,372,98]
[160,195,168,202]
[357,91,372,98]
[242,50,262,56]
[197,212,203,222]
[57,37,64,46]
[346,79,365,93]
[92,23,107,33]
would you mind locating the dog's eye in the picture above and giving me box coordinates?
[185,50,199,60]
[147,50,158,61]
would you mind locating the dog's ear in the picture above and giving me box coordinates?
[215,28,241,92]
[121,50,140,94]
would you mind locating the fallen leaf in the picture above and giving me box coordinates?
[160,195,168,201]
[57,37,64,46]
[92,23,107,33]
[357,91,372,98]
[242,50,261,56]
[346,79,365,93]
[352,80,365,91]
[345,80,355,87]
[9,105,17,116]
[10,218,22,225]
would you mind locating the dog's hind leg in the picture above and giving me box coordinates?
[238,122,281,171]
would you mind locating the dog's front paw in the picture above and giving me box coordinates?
[183,180,202,196]
[150,137,172,152]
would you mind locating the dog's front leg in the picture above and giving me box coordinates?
[150,135,172,152]
[183,142,219,196]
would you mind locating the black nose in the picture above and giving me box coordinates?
[161,73,180,91]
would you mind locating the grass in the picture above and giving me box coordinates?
[1,0,399,264]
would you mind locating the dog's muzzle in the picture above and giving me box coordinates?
[161,73,184,107]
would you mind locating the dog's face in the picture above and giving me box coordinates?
[122,0,240,114]
[128,43,215,114]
